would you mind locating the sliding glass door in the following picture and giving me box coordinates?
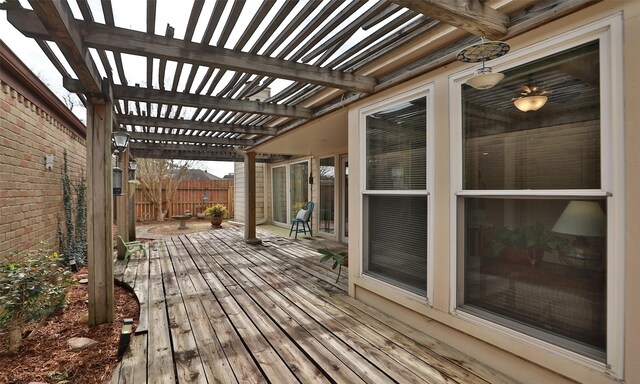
[272,160,310,225]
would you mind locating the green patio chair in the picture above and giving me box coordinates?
[289,201,314,239]
[118,235,147,259]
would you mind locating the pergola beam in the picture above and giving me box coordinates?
[117,114,277,136]
[25,0,104,101]
[130,148,288,163]
[112,84,311,119]
[5,7,377,93]
[128,131,256,147]
[390,0,509,40]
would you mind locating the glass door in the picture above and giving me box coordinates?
[340,155,349,243]
[290,161,309,220]
[319,157,336,234]
[272,166,287,224]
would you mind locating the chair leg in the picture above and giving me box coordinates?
[289,223,294,237]
[294,222,300,239]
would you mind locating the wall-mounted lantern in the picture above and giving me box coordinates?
[111,130,130,196]
[128,158,137,181]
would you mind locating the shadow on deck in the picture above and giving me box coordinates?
[110,227,516,384]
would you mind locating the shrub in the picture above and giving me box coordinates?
[204,203,228,218]
[0,247,75,336]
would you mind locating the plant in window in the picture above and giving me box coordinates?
[488,222,568,267]
[318,247,348,283]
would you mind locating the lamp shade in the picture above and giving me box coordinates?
[514,95,548,112]
[466,67,504,90]
[552,201,606,237]
[128,158,137,171]
[111,131,130,153]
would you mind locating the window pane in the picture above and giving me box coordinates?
[290,162,309,220]
[366,97,427,190]
[463,41,600,190]
[366,195,428,294]
[272,167,286,223]
[462,197,606,359]
[319,157,335,234]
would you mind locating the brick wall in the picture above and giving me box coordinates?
[0,42,86,260]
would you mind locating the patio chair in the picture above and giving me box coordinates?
[118,235,147,259]
[289,201,314,239]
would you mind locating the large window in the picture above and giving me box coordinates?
[457,40,608,360]
[362,88,433,296]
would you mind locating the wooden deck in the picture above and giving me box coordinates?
[110,227,516,384]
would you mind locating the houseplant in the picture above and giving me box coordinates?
[488,222,567,267]
[204,204,227,227]
[318,247,348,283]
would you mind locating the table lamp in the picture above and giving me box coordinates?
[552,201,606,269]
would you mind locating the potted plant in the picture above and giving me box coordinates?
[204,203,227,227]
[488,222,567,267]
[318,247,348,283]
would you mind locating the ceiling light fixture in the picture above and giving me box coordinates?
[513,83,549,112]
[457,40,510,90]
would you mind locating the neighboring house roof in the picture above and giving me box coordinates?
[183,169,221,180]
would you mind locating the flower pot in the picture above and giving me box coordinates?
[210,216,223,227]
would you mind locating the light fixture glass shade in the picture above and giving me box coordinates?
[128,158,137,171]
[552,201,606,237]
[111,131,130,153]
[466,67,504,90]
[113,166,123,196]
[513,95,548,112]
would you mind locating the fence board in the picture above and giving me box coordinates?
[135,179,234,221]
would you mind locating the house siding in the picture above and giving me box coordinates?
[0,42,86,260]
[348,2,639,384]
[234,161,267,223]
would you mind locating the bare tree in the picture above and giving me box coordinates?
[136,158,195,221]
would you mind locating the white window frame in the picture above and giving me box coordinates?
[449,15,625,378]
[271,159,311,226]
[359,83,435,304]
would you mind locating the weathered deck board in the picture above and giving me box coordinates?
[111,227,517,384]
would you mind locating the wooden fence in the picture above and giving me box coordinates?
[135,179,234,221]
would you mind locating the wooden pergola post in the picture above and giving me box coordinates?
[128,182,137,241]
[86,78,115,326]
[116,148,129,258]
[244,151,261,245]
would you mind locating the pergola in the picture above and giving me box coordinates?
[1,0,597,325]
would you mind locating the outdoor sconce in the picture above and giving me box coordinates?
[128,158,137,181]
[111,131,130,154]
[45,154,54,171]
[111,130,130,196]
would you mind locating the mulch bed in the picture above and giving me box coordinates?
[0,267,140,384]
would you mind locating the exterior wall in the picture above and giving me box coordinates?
[233,161,266,223]
[0,42,86,260]
[348,2,639,384]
